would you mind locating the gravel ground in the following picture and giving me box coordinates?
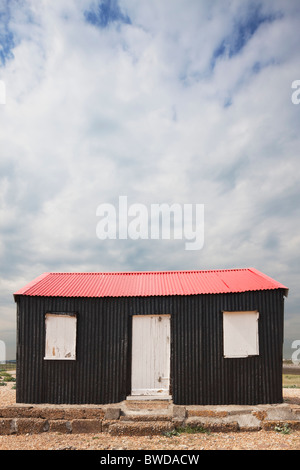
[1,427,300,451]
[1,380,300,451]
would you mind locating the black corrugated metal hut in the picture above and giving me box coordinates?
[13,268,288,405]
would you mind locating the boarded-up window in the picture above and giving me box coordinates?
[223,311,259,358]
[44,314,77,360]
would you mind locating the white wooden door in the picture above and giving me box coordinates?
[131,315,171,397]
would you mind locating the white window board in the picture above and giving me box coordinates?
[44,313,77,360]
[223,310,259,358]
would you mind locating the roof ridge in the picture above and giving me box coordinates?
[46,268,250,276]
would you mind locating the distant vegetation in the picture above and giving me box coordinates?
[283,374,300,388]
[0,361,16,372]
[0,369,16,387]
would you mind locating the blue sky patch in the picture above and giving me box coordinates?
[211,5,281,68]
[84,0,131,28]
[0,2,15,66]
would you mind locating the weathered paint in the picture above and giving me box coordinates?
[15,289,285,405]
[131,315,170,396]
[45,313,77,360]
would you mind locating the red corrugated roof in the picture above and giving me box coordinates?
[13,268,288,299]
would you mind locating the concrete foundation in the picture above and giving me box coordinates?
[0,400,299,436]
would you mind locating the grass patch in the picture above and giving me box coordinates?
[282,374,300,388]
[274,423,291,435]
[0,363,16,372]
[177,425,211,434]
[0,370,16,385]
[163,425,211,437]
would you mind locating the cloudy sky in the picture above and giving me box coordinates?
[0,0,299,360]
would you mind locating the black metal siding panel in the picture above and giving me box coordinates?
[16,296,129,404]
[16,289,285,405]
[170,290,284,405]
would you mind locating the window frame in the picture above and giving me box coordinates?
[222,310,259,359]
[44,312,77,361]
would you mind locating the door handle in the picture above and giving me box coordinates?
[158,376,169,382]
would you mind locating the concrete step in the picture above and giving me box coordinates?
[290,406,300,415]
[120,400,174,424]
[124,399,173,411]
[120,412,172,422]
[108,420,175,436]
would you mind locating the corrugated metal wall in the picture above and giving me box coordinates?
[16,296,130,404]
[16,289,285,405]
[171,290,284,405]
